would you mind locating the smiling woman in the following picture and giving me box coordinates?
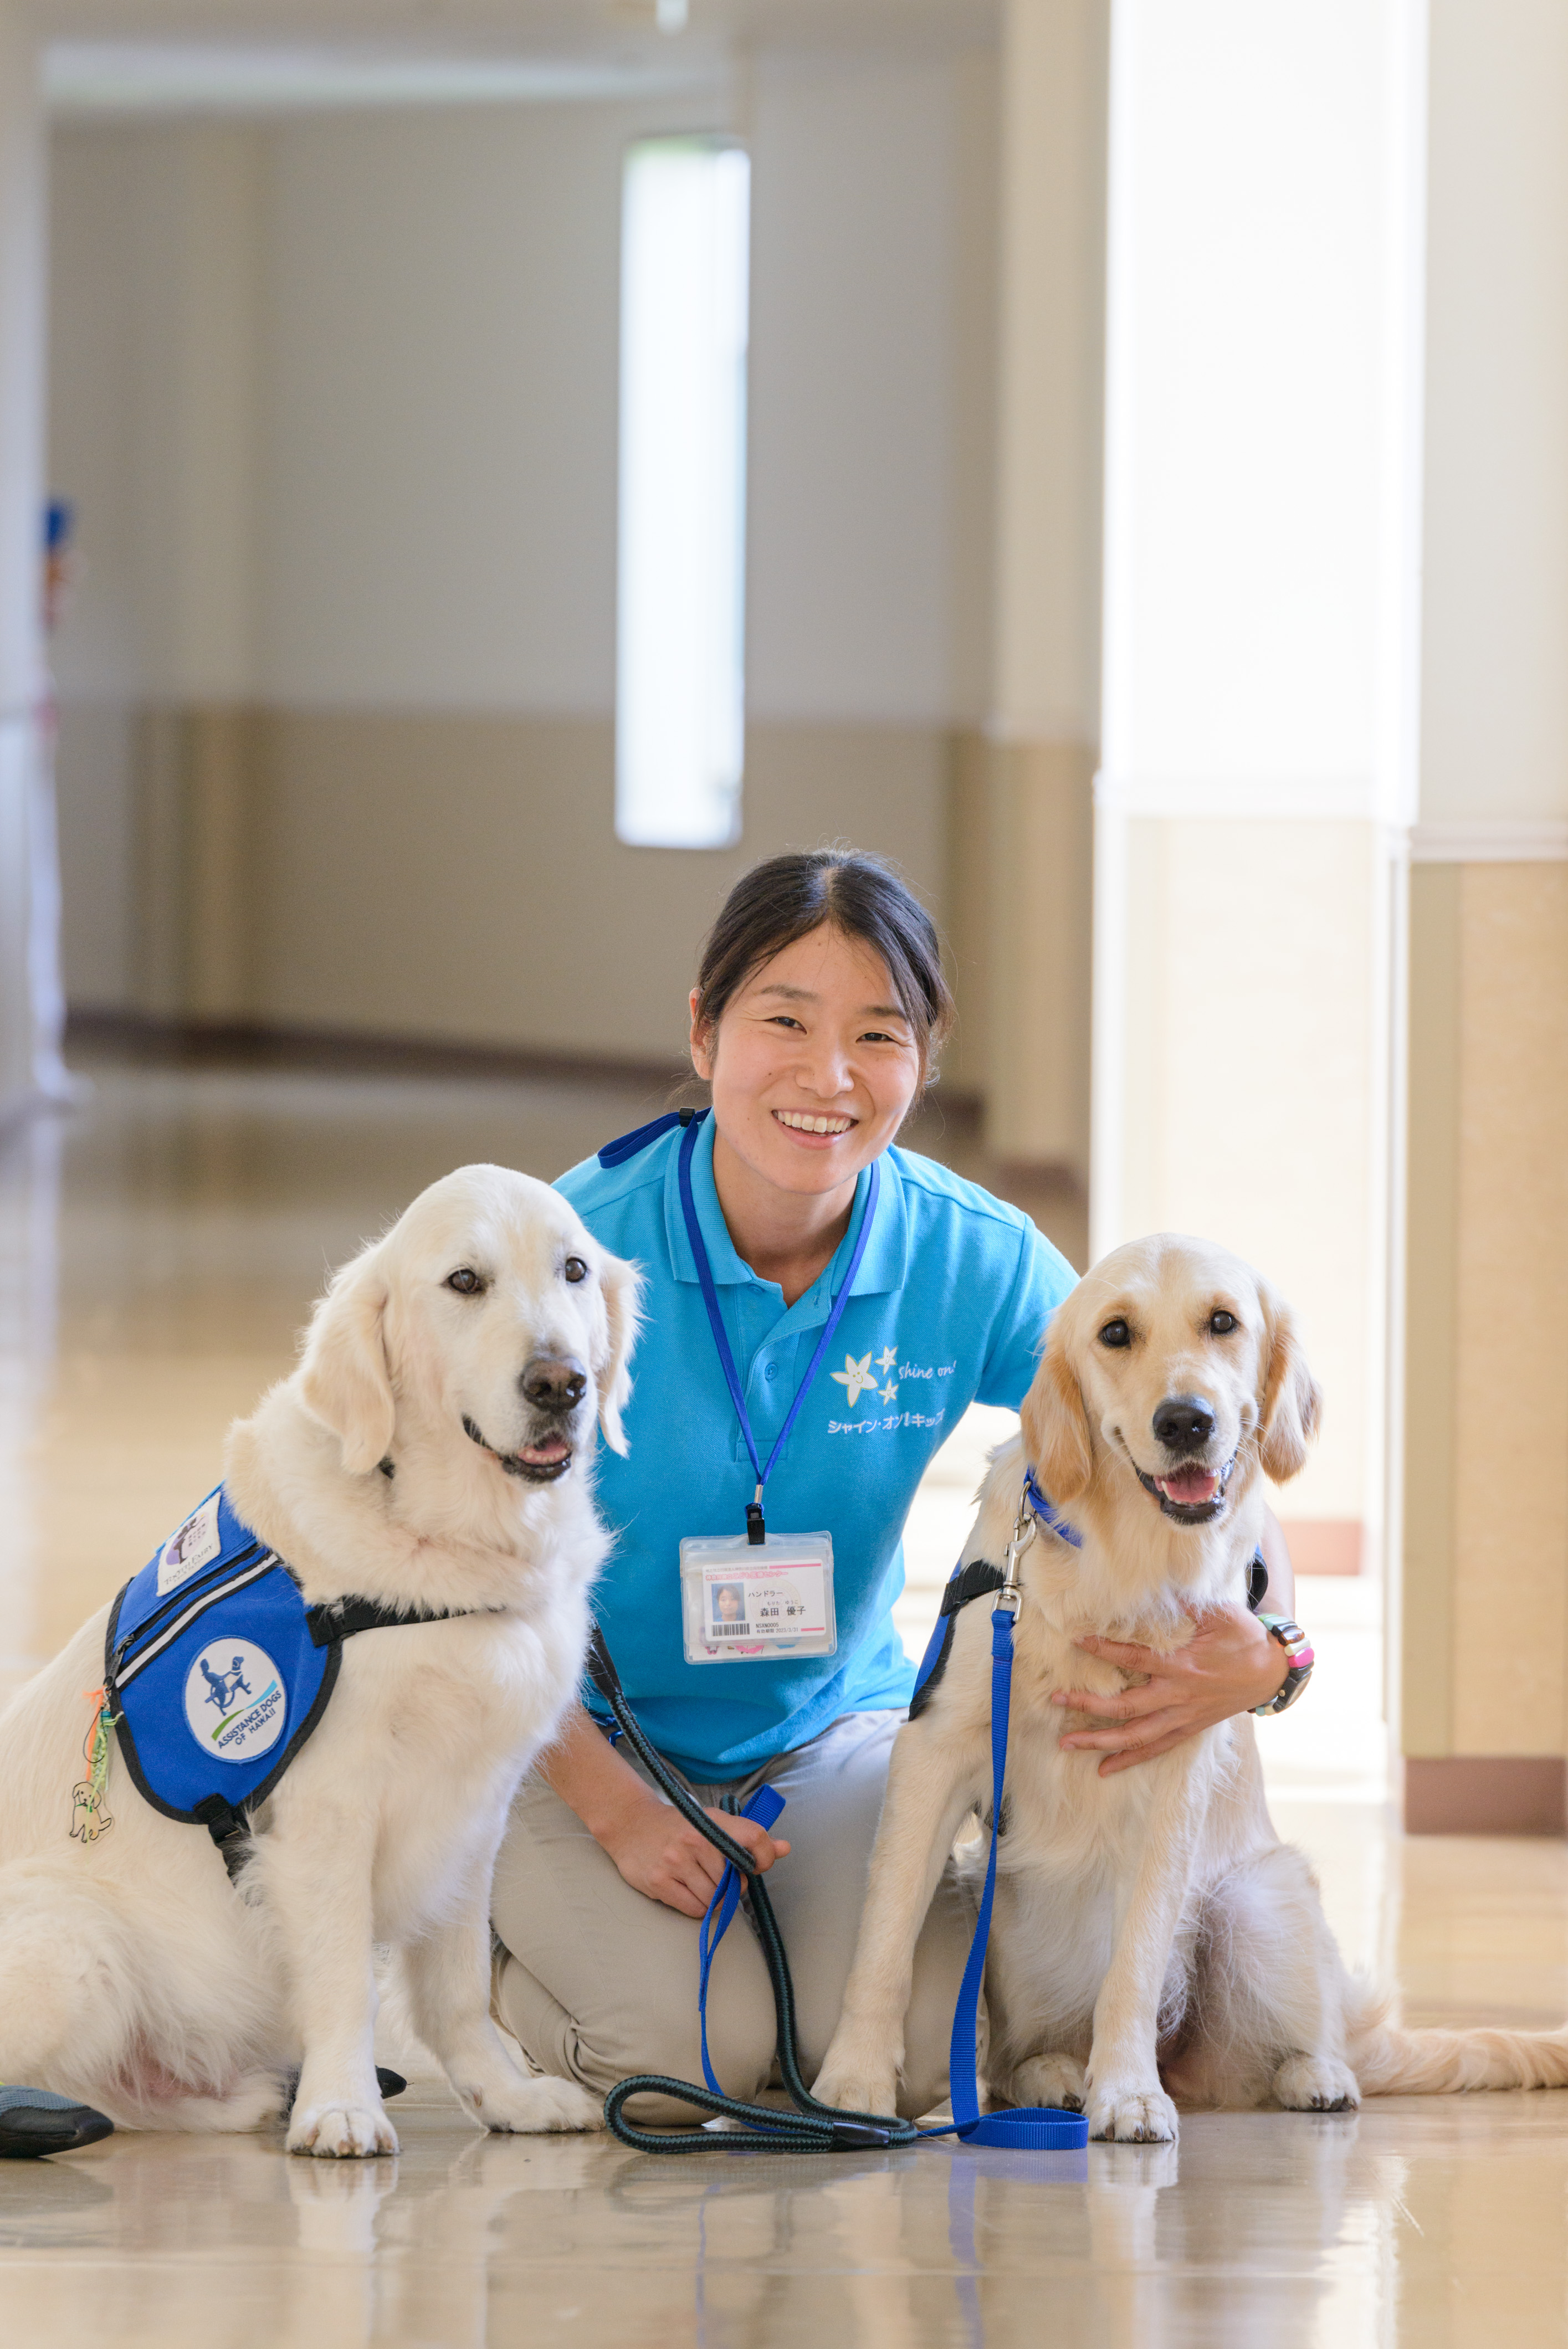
[485,848,1296,2130]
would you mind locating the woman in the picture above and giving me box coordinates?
[489,850,1298,2120]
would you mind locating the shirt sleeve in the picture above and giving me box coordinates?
[975,1219,1079,1411]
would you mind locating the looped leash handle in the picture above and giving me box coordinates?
[587,1627,917,2153]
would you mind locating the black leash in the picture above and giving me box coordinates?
[584,1628,919,2154]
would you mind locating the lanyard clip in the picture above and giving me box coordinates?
[746,1489,766,1547]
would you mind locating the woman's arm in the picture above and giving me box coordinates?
[1048,1506,1297,1777]
[538,1703,790,1919]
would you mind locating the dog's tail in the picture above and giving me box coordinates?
[1351,2006,1568,2096]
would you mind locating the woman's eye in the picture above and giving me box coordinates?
[1210,1310,1238,1336]
[563,1256,588,1284]
[445,1268,484,1296]
[1098,1318,1131,1350]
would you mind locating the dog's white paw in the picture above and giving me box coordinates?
[812,2055,900,2119]
[1006,2053,1087,2112]
[473,2075,605,2135]
[1087,2083,1179,2143]
[1273,2054,1360,2113]
[288,2100,398,2159]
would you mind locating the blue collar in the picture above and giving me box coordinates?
[1024,1466,1083,1550]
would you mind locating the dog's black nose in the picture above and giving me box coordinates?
[1152,1394,1216,1454]
[521,1355,588,1413]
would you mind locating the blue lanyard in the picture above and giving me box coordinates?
[677,1111,880,1542]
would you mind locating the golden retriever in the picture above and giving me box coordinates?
[815,1233,1568,2140]
[0,1164,640,2156]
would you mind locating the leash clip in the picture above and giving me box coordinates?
[998,1483,1035,1615]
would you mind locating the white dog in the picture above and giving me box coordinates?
[816,1234,1568,2141]
[0,1163,641,2157]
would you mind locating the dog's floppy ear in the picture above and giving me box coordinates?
[594,1250,645,1457]
[298,1249,396,1474]
[1019,1313,1094,1506]
[1256,1285,1322,1484]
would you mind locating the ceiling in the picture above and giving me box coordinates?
[40,0,997,116]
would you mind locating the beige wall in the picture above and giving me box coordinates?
[1111,816,1387,1534]
[1403,862,1568,1761]
[1399,0,1568,1827]
[87,707,952,1064]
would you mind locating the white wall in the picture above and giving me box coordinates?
[256,56,992,720]
[47,50,1000,1034]
[1094,0,1427,1553]
[1419,0,1568,830]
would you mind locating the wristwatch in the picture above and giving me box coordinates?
[1253,1614,1315,1716]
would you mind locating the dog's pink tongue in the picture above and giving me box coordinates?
[520,1435,570,1465]
[1158,1466,1218,1505]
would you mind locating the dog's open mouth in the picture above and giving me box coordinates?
[1134,1459,1235,1525]
[462,1416,573,1484]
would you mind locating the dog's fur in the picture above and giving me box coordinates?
[0,1163,642,2156]
[815,1233,1568,2140]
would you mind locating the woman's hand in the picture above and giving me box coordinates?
[1051,1605,1289,1777]
[595,1783,790,1919]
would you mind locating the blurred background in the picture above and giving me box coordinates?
[0,0,1562,1850]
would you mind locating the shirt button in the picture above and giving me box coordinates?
[764,1363,777,1379]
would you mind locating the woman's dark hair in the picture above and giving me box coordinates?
[693,849,954,1085]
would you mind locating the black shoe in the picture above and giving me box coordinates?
[280,2066,407,2116]
[0,2086,114,2159]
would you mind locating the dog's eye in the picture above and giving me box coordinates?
[1209,1310,1238,1336]
[563,1256,588,1285]
[1098,1319,1131,1350]
[445,1268,485,1296]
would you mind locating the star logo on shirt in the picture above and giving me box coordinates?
[831,1352,878,1408]
[879,1381,899,1405]
[875,1345,898,1373]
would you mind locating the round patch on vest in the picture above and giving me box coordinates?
[183,1640,286,1763]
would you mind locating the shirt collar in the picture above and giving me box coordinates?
[663,1115,909,1314]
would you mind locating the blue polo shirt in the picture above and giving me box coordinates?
[557,1114,1076,1780]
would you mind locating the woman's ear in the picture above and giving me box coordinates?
[688,988,714,1083]
[1018,1315,1094,1505]
[595,1250,645,1456]
[298,1250,396,1474]
[1256,1286,1323,1484]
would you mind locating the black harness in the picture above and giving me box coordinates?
[907,1549,1269,1720]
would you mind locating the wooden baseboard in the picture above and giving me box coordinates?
[1278,1519,1363,1575]
[1404,1756,1566,1835]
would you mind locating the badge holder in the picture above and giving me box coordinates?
[679,1532,837,1664]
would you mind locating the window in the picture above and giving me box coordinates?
[615,137,750,849]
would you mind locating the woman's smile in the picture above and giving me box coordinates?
[771,1108,858,1143]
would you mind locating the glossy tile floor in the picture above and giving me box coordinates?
[2,1045,1567,2347]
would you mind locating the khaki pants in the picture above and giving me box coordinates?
[490,1710,972,2125]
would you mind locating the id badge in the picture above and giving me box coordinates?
[679,1533,837,1664]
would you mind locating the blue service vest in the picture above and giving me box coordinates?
[105,1485,341,1849]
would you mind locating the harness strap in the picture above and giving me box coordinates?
[908,1560,1005,1720]
[304,1594,496,1648]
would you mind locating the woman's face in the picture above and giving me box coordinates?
[690,926,923,1203]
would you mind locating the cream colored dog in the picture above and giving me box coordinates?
[816,1233,1568,2140]
[0,1164,640,2157]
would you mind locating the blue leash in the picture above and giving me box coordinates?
[935,1589,1086,2149]
[698,1782,787,2094]
[686,1562,1087,2154]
